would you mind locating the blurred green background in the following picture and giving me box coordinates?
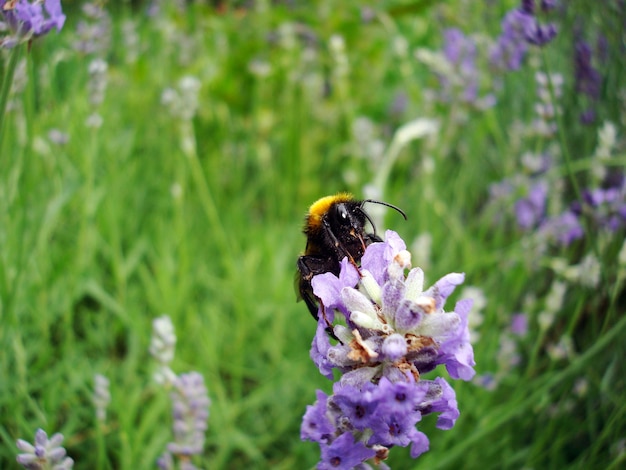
[1,0,624,468]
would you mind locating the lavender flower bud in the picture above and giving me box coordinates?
[93,374,111,423]
[382,333,408,361]
[394,298,426,331]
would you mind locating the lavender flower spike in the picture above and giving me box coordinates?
[302,230,476,467]
[490,3,557,71]
[158,372,211,469]
[93,374,111,423]
[149,315,178,385]
[16,428,74,469]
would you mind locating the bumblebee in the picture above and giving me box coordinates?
[296,192,406,321]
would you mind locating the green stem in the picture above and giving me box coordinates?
[0,45,23,148]
[539,50,580,202]
[179,120,237,268]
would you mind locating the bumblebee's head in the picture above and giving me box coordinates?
[305,192,354,233]
[326,198,369,249]
[304,192,406,256]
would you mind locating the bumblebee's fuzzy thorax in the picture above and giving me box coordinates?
[304,192,355,235]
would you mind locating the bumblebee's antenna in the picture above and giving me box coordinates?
[361,200,407,220]
[358,199,407,237]
[358,208,379,236]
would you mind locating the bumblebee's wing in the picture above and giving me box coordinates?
[296,256,328,321]
[295,273,321,321]
[294,270,304,302]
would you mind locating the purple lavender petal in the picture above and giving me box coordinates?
[409,430,430,458]
[301,390,334,443]
[318,432,376,470]
[428,272,465,310]
[436,298,476,380]
[310,320,334,379]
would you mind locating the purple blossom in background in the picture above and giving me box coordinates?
[301,231,476,468]
[489,150,625,247]
[521,0,558,14]
[515,180,548,229]
[510,314,529,336]
[574,38,602,124]
[490,2,557,71]
[573,179,626,232]
[473,373,497,391]
[388,90,408,118]
[535,175,626,246]
[490,9,534,70]
[525,20,557,46]
[73,2,112,56]
[488,154,555,232]
[442,28,479,103]
[0,0,65,48]
[520,0,535,14]
[436,28,496,108]
[539,210,584,245]
[16,428,74,469]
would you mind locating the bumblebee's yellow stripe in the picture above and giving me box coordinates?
[307,192,354,230]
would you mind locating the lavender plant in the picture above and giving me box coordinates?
[16,429,74,470]
[487,122,625,249]
[0,0,65,144]
[150,315,211,469]
[301,231,475,468]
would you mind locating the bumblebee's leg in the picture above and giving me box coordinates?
[319,302,339,341]
[303,291,319,321]
[321,217,359,266]
[297,256,327,320]
[297,255,339,340]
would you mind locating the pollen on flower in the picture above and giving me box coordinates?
[394,250,412,269]
[396,359,420,381]
[406,334,436,352]
[348,329,379,362]
[416,296,436,314]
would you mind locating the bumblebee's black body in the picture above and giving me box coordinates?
[297,193,406,321]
